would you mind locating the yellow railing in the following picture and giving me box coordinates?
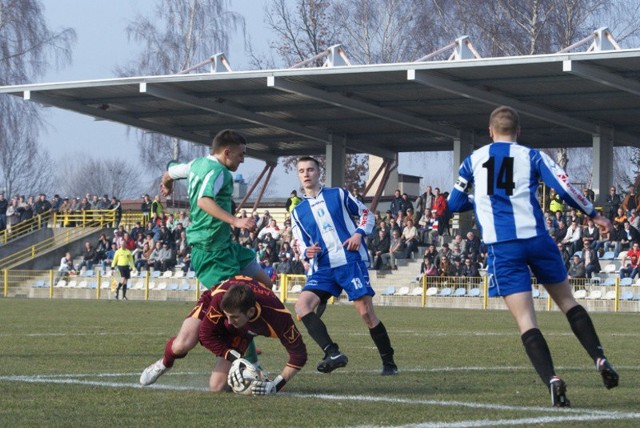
[0,212,54,244]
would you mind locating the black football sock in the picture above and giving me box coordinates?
[301,312,334,352]
[369,321,395,365]
[566,305,605,362]
[521,328,555,384]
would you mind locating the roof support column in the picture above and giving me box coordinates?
[326,135,346,188]
[592,128,614,205]
[451,133,475,236]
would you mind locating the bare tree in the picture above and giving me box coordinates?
[117,0,245,176]
[57,155,143,199]
[0,0,76,196]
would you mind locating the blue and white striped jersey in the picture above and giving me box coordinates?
[290,187,374,272]
[448,141,596,244]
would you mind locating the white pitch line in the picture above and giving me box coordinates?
[1,373,637,423]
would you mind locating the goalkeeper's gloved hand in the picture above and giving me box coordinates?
[250,375,286,396]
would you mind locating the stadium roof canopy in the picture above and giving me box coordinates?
[2,45,640,167]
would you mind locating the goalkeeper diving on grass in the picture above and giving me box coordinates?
[199,275,307,394]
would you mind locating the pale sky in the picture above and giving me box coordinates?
[37,0,449,197]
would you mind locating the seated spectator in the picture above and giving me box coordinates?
[102,243,117,274]
[381,229,405,270]
[581,238,601,278]
[614,207,627,225]
[629,209,640,230]
[562,219,582,255]
[278,241,294,261]
[260,232,279,253]
[258,218,281,241]
[619,254,640,279]
[147,241,163,271]
[461,257,480,278]
[582,218,600,249]
[275,253,292,277]
[567,255,586,279]
[438,255,453,276]
[158,241,175,272]
[545,217,556,238]
[177,210,191,228]
[620,220,640,252]
[417,209,435,245]
[416,255,438,282]
[56,251,76,282]
[451,257,464,277]
[262,259,277,283]
[401,218,419,259]
[463,231,481,262]
[450,243,464,262]
[605,222,625,257]
[260,245,278,265]
[553,218,568,243]
[592,227,611,254]
[557,242,571,270]
[435,243,452,269]
[77,241,97,272]
[135,240,152,272]
[422,243,438,265]
[279,219,293,244]
[369,229,390,270]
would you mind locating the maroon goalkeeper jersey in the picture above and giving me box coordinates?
[198,275,307,369]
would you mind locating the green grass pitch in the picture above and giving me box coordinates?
[0,298,638,427]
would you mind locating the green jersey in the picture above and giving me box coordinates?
[185,155,234,251]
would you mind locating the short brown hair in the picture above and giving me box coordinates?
[220,284,256,314]
[489,106,520,136]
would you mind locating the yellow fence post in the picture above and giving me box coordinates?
[421,275,426,307]
[49,270,54,298]
[145,271,150,301]
[196,278,201,299]
[482,276,488,309]
[614,277,620,313]
[96,271,102,300]
[281,275,289,302]
[279,274,286,302]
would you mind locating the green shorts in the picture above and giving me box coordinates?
[191,242,257,289]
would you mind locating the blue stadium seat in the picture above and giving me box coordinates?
[33,280,46,288]
[453,287,466,297]
[438,287,452,297]
[620,277,633,286]
[620,290,634,300]
[467,287,481,297]
[600,251,615,260]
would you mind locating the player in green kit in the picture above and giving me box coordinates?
[140,129,272,386]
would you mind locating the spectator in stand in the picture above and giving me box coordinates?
[94,233,110,263]
[423,243,438,265]
[275,253,292,276]
[90,194,99,210]
[237,227,251,246]
[369,229,390,270]
[416,255,438,282]
[175,230,190,267]
[79,196,91,212]
[551,210,564,228]
[261,245,278,265]
[150,195,163,219]
[582,238,601,279]
[613,207,627,225]
[77,241,97,272]
[450,242,464,262]
[553,219,568,243]
[383,210,393,227]
[401,193,414,215]
[619,254,639,280]
[389,189,404,217]
[548,188,564,216]
[620,220,640,252]
[278,241,294,261]
[388,217,401,236]
[382,229,405,270]
[102,242,117,274]
[604,186,621,221]
[279,219,293,244]
[158,225,172,246]
[414,185,434,222]
[6,197,18,228]
[432,187,449,239]
[438,255,453,276]
[261,232,278,253]
[112,197,123,226]
[582,188,595,204]
[34,193,52,227]
[557,243,571,270]
[621,184,640,215]
[435,243,452,269]
[147,241,163,271]
[628,209,640,230]
[56,251,77,282]
[262,259,277,283]
[605,222,624,257]
[417,208,435,245]
[461,257,480,278]
[451,257,464,277]
[141,194,152,221]
[158,241,175,272]
[401,218,419,259]
[562,219,583,255]
[582,218,600,249]
[177,210,191,228]
[51,194,62,214]
[0,193,7,231]
[258,218,281,241]
[285,190,302,214]
[567,255,586,279]
[165,213,176,232]
[18,195,34,222]
[97,194,110,210]
[256,210,272,234]
[405,207,416,225]
[130,221,143,242]
[463,231,481,262]
[545,217,556,238]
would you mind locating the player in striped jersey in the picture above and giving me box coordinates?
[447,106,618,407]
[291,156,398,376]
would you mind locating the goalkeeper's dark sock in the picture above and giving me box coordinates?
[566,304,605,362]
[521,328,555,384]
[244,341,259,365]
[369,321,395,364]
[301,312,333,352]
[162,336,187,368]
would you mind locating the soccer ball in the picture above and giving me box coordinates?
[228,358,266,395]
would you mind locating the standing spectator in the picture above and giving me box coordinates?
[432,187,448,239]
[414,185,434,221]
[548,188,564,215]
[447,105,617,406]
[97,194,110,210]
[604,186,621,221]
[389,189,404,217]
[285,190,302,214]
[0,193,7,232]
[141,194,152,220]
[51,194,63,214]
[110,197,122,228]
[112,240,135,300]
[150,195,163,219]
[400,193,413,215]
[621,184,640,214]
[463,231,481,262]
[34,193,52,227]
[291,156,398,376]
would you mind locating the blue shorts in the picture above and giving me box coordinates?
[303,261,374,301]
[486,234,567,297]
